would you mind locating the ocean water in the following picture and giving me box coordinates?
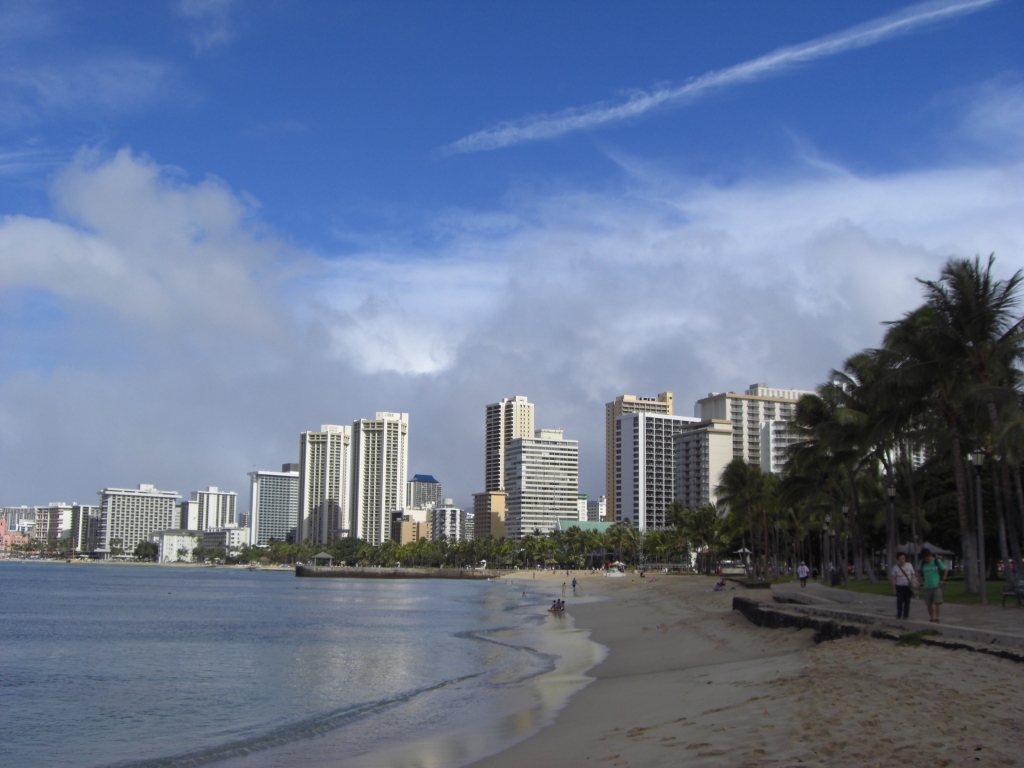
[0,562,603,768]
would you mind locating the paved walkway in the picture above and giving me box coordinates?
[768,580,1024,648]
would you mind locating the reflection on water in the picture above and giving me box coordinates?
[1,564,604,768]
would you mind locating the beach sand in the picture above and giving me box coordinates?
[471,570,1024,768]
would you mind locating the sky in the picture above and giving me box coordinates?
[0,0,1022,511]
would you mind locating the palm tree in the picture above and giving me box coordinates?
[716,459,764,576]
[917,255,1024,587]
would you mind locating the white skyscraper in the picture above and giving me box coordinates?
[351,412,409,546]
[616,412,699,531]
[248,464,300,546]
[298,425,352,546]
[505,428,578,539]
[182,487,237,531]
[586,496,607,522]
[96,484,180,557]
[485,396,535,491]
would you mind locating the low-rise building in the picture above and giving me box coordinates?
[390,508,432,544]
[0,517,28,551]
[202,528,250,554]
[149,529,200,563]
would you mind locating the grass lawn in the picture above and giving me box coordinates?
[826,578,1013,606]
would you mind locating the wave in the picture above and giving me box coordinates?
[101,674,481,768]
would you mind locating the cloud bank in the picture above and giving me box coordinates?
[0,90,1021,511]
[444,0,999,154]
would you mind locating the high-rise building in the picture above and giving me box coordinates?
[96,484,180,557]
[351,412,409,546]
[33,503,74,542]
[605,393,673,522]
[586,496,607,522]
[615,412,698,531]
[505,429,579,539]
[577,493,588,522]
[473,491,506,539]
[71,504,100,554]
[298,425,352,546]
[674,419,734,509]
[485,396,535,491]
[430,500,471,542]
[694,384,813,468]
[407,474,442,509]
[1,506,35,534]
[759,419,802,475]
[181,487,237,531]
[248,464,300,546]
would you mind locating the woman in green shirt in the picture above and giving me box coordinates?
[918,549,949,623]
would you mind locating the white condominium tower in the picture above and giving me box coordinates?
[605,393,673,523]
[485,396,534,491]
[298,425,352,546]
[351,412,409,546]
[96,484,180,557]
[694,383,813,471]
[248,464,300,546]
[181,487,237,531]
[505,428,578,539]
[615,412,698,531]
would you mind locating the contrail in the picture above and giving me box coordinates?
[442,0,999,155]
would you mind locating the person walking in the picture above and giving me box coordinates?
[890,552,916,620]
[918,548,949,623]
[571,577,577,593]
[797,562,810,589]
[561,582,566,596]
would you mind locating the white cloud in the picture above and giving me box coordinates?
[175,0,236,52]
[0,148,290,336]
[444,0,999,154]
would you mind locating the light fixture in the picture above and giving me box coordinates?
[969,449,984,469]
[887,485,896,501]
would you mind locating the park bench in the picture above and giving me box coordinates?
[1002,579,1024,608]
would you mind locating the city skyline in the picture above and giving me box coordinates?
[1,2,1021,512]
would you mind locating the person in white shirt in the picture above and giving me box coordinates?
[890,552,916,620]
[797,562,810,588]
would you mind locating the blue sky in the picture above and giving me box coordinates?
[1,0,1022,509]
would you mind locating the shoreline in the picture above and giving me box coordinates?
[468,570,1024,767]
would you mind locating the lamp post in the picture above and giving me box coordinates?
[969,449,987,604]
[841,504,849,585]
[887,484,897,576]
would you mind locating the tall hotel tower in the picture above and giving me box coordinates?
[605,392,673,522]
[351,412,409,546]
[485,396,534,491]
[298,425,352,546]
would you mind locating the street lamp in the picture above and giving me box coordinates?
[969,449,987,604]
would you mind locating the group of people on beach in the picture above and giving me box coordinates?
[549,599,565,612]
[890,549,949,622]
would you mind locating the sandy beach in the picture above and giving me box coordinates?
[471,570,1024,768]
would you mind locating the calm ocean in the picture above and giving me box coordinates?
[0,562,602,768]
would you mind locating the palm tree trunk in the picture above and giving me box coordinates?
[948,424,979,592]
[992,469,1013,587]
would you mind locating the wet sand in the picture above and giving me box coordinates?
[470,570,1024,767]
